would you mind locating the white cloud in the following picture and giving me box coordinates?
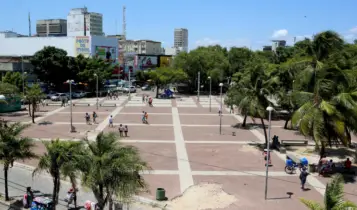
[194,38,251,49]
[272,29,288,38]
[343,27,357,41]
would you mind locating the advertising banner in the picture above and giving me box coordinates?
[159,56,173,67]
[95,46,117,63]
[75,36,91,57]
[138,56,158,70]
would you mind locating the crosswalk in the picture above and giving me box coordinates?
[198,96,221,108]
[176,97,197,107]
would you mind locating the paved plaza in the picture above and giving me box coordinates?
[2,94,357,209]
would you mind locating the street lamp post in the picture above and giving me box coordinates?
[94,74,99,110]
[197,71,200,102]
[21,56,25,95]
[219,83,223,135]
[128,69,131,100]
[208,76,212,112]
[265,106,274,200]
[67,80,75,133]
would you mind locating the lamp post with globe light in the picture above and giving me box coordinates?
[264,105,274,199]
[219,83,223,134]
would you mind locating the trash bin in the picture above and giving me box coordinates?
[308,164,316,173]
[156,188,166,201]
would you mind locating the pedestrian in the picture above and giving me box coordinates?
[142,94,145,103]
[148,97,153,107]
[142,111,146,124]
[218,107,222,116]
[109,115,114,127]
[299,167,309,190]
[85,113,91,125]
[118,124,123,137]
[124,125,128,137]
[92,111,97,123]
[61,97,66,107]
[145,111,149,124]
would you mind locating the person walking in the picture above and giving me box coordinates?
[109,115,114,128]
[92,111,98,124]
[85,113,91,125]
[299,167,309,190]
[118,124,123,137]
[124,125,128,137]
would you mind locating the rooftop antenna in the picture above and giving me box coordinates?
[28,12,31,36]
[122,6,126,41]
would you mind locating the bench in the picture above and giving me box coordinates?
[73,103,90,106]
[281,140,308,146]
[100,103,117,107]
[46,103,62,106]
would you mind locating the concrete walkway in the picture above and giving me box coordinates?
[0,165,163,210]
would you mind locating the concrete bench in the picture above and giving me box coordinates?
[281,140,308,146]
[46,103,62,106]
[100,103,117,107]
[73,103,90,106]
[278,146,287,154]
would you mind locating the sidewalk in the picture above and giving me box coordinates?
[0,165,164,210]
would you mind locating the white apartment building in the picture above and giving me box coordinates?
[119,40,162,55]
[36,19,67,37]
[174,28,188,53]
[163,47,183,56]
[67,8,103,37]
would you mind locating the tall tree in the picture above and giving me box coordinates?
[147,67,187,98]
[80,132,148,210]
[25,84,45,123]
[33,139,84,210]
[0,122,37,201]
[30,46,71,87]
[2,72,26,91]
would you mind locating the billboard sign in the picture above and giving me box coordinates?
[138,56,158,70]
[159,56,173,67]
[75,36,91,57]
[95,46,117,63]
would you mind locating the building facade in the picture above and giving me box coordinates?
[272,40,286,51]
[36,19,67,37]
[119,40,162,55]
[67,8,103,37]
[174,28,188,53]
[0,35,118,61]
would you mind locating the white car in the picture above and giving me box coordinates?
[123,86,136,93]
[51,93,68,101]
[46,91,58,99]
[73,92,86,98]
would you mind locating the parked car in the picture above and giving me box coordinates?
[123,86,136,93]
[51,93,68,101]
[72,92,86,98]
[46,91,58,99]
[141,85,152,91]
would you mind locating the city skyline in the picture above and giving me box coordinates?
[2,0,357,50]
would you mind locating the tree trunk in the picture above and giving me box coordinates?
[242,115,247,127]
[319,144,326,160]
[28,103,31,117]
[4,165,9,201]
[108,197,113,210]
[31,102,35,123]
[52,176,58,210]
[55,175,60,205]
[345,127,352,146]
[156,85,159,98]
[260,118,268,145]
[284,118,289,129]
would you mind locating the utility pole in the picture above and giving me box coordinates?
[83,6,87,36]
[197,71,200,102]
[28,12,31,37]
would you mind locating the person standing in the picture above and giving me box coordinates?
[92,111,98,124]
[124,125,128,137]
[109,115,114,128]
[118,124,123,137]
[299,167,309,190]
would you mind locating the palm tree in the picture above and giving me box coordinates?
[80,132,149,210]
[228,61,272,144]
[300,174,357,210]
[26,84,45,123]
[33,139,84,210]
[0,122,37,201]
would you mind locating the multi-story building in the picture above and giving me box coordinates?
[36,19,67,37]
[174,28,188,53]
[107,34,125,41]
[119,40,162,55]
[272,40,286,51]
[67,8,103,37]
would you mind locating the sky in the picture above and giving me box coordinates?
[2,0,357,50]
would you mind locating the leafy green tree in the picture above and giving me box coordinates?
[0,83,19,104]
[33,139,85,210]
[300,174,357,210]
[147,67,187,98]
[135,70,149,83]
[1,72,26,90]
[77,57,115,91]
[30,46,73,87]
[80,132,148,210]
[0,122,37,201]
[25,84,45,123]
[228,47,254,75]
